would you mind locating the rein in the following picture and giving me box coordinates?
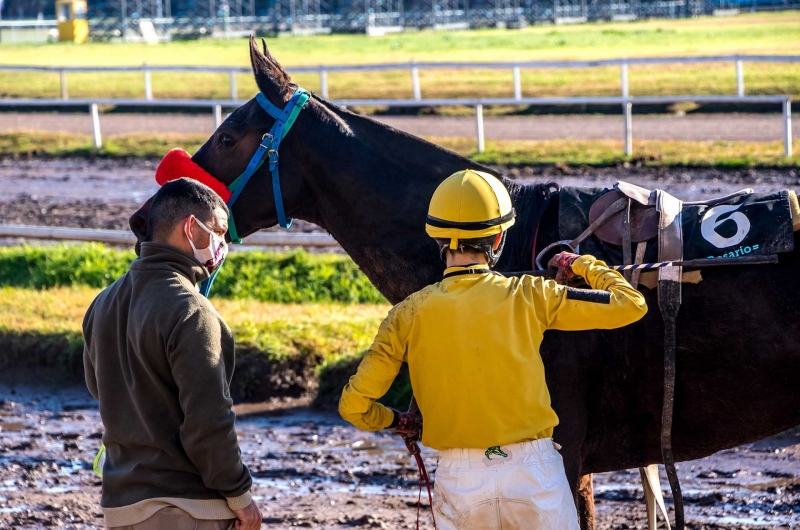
[405,440,437,530]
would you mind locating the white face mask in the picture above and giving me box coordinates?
[185,216,228,273]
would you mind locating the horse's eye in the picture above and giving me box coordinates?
[218,133,236,148]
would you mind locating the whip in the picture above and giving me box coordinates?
[507,254,778,278]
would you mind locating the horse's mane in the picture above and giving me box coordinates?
[500,182,559,272]
[313,96,557,273]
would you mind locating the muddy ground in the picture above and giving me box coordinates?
[0,380,798,530]
[0,159,798,236]
[1,160,799,528]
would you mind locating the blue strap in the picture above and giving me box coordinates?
[199,258,224,297]
[228,139,269,207]
[210,88,308,296]
[227,88,309,239]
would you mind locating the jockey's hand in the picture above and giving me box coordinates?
[547,252,581,285]
[388,409,423,445]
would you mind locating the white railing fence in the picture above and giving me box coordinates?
[0,224,338,248]
[0,94,792,158]
[1,54,799,103]
[0,55,795,157]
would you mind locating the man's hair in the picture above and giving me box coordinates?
[147,178,229,242]
[435,235,496,255]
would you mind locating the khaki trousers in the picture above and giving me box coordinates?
[434,438,580,530]
[109,507,235,530]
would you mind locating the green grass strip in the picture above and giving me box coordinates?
[2,132,798,168]
[0,286,393,404]
[0,244,385,304]
[0,13,798,101]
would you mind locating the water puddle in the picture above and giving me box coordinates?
[0,505,29,514]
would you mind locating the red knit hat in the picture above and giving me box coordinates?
[155,148,232,203]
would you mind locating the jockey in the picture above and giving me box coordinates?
[339,169,647,529]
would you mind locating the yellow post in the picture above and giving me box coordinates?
[57,0,89,43]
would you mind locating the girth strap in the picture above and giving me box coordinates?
[655,189,685,530]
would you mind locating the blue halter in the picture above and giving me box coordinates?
[226,87,310,243]
[198,87,310,298]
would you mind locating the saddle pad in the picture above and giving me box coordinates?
[558,187,795,266]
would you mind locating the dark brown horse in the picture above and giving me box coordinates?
[130,39,800,529]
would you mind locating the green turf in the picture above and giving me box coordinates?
[0,285,392,402]
[0,244,386,304]
[0,12,798,101]
[1,131,796,168]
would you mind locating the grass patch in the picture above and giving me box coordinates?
[3,131,796,168]
[0,13,798,101]
[435,137,800,168]
[0,286,391,402]
[0,244,385,304]
[0,131,208,159]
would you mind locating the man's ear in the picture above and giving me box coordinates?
[493,232,503,250]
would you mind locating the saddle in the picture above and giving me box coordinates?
[539,181,799,530]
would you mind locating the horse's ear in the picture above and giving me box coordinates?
[249,36,292,103]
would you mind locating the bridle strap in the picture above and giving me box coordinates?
[226,88,310,243]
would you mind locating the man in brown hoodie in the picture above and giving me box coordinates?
[83,178,262,530]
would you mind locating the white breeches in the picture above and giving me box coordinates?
[433,438,580,530]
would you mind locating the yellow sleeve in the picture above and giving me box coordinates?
[338,302,410,432]
[539,255,648,331]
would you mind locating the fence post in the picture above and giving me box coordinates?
[229,70,238,100]
[784,99,792,158]
[90,103,102,149]
[214,104,223,129]
[411,63,421,101]
[143,63,153,100]
[513,66,522,101]
[320,68,329,99]
[623,101,633,157]
[475,104,485,154]
[620,62,629,98]
[735,60,744,97]
[60,69,68,100]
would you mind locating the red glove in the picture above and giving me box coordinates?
[547,251,581,284]
[389,410,423,445]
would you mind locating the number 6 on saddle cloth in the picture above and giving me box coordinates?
[550,182,796,269]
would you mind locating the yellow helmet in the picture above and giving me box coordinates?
[426,169,516,251]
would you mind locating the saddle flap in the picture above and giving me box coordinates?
[588,190,659,246]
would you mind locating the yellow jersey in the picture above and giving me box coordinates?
[339,255,647,450]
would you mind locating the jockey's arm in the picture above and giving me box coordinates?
[541,255,648,331]
[339,304,409,431]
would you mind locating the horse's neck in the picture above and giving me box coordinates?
[299,103,553,302]
[497,183,560,273]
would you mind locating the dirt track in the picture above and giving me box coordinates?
[2,112,798,142]
[0,380,798,530]
[1,159,798,236]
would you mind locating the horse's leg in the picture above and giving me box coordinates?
[577,474,596,530]
[560,445,592,529]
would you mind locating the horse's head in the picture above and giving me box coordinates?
[130,37,320,251]
[128,38,509,301]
